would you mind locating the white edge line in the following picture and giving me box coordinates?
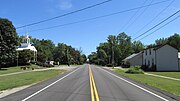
[100,68,169,101]
[21,68,80,101]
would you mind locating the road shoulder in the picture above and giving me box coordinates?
[0,67,78,99]
[102,67,180,101]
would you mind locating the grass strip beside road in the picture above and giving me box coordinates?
[0,69,65,91]
[114,69,180,96]
[0,65,41,75]
[148,72,180,79]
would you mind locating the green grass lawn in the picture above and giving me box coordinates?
[147,72,180,79]
[0,65,43,75]
[0,69,65,91]
[114,69,180,96]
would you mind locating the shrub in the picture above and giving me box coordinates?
[125,66,144,74]
[106,64,113,67]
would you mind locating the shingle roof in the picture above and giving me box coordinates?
[123,52,142,61]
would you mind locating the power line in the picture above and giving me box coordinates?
[138,15,180,41]
[118,0,148,32]
[133,0,175,37]
[16,0,112,29]
[124,0,154,32]
[132,9,180,41]
[18,0,171,33]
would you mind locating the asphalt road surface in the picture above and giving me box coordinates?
[0,65,177,101]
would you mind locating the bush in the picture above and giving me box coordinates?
[106,64,113,67]
[125,66,144,74]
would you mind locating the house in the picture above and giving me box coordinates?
[16,33,37,61]
[143,44,179,71]
[122,52,142,67]
[178,52,180,70]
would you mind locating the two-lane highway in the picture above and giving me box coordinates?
[0,65,177,101]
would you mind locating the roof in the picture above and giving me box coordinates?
[16,45,37,52]
[123,52,142,61]
[144,44,178,51]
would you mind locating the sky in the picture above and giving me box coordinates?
[0,0,180,56]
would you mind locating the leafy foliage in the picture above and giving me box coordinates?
[125,66,144,74]
[88,32,144,66]
[18,50,34,65]
[150,33,180,51]
[0,18,18,68]
[18,36,87,65]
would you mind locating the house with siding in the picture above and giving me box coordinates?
[142,44,179,71]
[178,52,180,70]
[122,52,142,67]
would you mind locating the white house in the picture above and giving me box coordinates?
[122,52,142,67]
[178,52,180,69]
[16,33,37,61]
[143,44,179,71]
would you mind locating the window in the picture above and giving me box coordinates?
[152,58,154,66]
[148,60,150,67]
[145,50,147,55]
[145,59,146,66]
[149,49,151,55]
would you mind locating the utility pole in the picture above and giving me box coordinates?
[66,48,70,66]
[111,43,114,69]
[17,51,18,67]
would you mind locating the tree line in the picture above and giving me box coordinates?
[88,32,144,66]
[88,32,180,66]
[0,18,86,68]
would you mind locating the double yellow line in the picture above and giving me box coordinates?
[88,65,100,101]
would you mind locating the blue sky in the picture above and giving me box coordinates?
[0,0,180,55]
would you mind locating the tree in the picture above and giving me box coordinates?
[0,18,18,68]
[132,41,144,53]
[18,50,34,65]
[33,39,55,62]
[88,52,98,64]
[154,33,180,51]
[89,32,133,66]
[155,38,168,45]
[116,32,132,65]
[97,49,107,65]
[107,35,117,66]
[80,54,87,64]
[53,43,85,65]
[167,33,180,51]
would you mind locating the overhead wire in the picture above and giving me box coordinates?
[133,0,175,37]
[16,0,112,29]
[138,15,180,41]
[17,0,171,33]
[124,0,154,32]
[117,0,148,32]
[132,9,180,41]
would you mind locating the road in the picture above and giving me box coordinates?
[0,65,177,101]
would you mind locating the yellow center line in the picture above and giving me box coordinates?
[88,64,100,101]
[89,65,95,101]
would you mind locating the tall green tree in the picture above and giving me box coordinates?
[115,32,132,65]
[132,41,144,53]
[0,18,18,68]
[88,52,98,64]
[33,39,55,62]
[167,33,180,51]
[18,50,34,65]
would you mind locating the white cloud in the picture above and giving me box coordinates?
[57,0,73,10]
